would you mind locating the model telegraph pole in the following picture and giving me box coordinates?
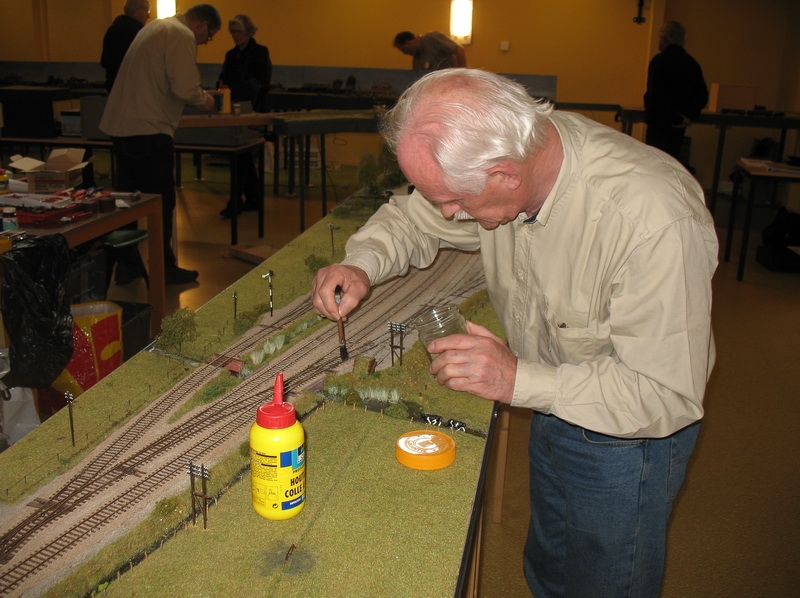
[187,461,211,529]
[328,222,342,257]
[387,322,406,366]
[261,270,274,316]
[66,392,76,447]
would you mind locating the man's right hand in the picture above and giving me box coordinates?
[201,90,218,112]
[311,264,371,321]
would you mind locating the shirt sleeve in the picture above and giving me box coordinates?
[165,31,208,107]
[341,192,481,285]
[512,216,717,438]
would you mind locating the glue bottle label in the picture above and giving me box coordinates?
[250,444,306,515]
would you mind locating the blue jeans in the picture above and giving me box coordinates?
[523,413,700,598]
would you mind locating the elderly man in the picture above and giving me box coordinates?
[312,69,717,597]
[100,4,220,285]
[393,31,467,71]
[100,0,151,92]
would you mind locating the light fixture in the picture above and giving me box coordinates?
[450,0,473,45]
[156,0,176,18]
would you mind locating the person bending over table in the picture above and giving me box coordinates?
[100,4,220,285]
[311,69,718,598]
[393,31,467,71]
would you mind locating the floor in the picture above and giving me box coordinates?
[109,156,800,597]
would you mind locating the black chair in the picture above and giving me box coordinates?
[101,229,149,288]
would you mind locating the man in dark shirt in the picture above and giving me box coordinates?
[393,31,467,71]
[101,0,151,92]
[644,21,708,165]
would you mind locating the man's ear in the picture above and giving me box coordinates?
[487,161,523,190]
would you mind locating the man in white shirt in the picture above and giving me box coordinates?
[100,4,219,284]
[311,69,717,597]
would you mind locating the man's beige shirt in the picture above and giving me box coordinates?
[342,111,718,438]
[100,14,210,138]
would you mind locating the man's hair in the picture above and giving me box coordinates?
[660,21,686,46]
[381,69,554,196]
[393,31,416,47]
[229,14,257,37]
[185,4,221,32]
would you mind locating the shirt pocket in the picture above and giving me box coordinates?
[540,298,613,365]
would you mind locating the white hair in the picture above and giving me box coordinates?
[381,69,553,195]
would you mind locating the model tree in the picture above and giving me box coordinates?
[156,308,197,355]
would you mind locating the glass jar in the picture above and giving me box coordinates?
[414,304,467,355]
[2,206,17,231]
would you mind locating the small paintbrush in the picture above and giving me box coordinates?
[334,285,349,361]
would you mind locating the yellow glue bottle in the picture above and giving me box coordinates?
[250,372,306,520]
[219,87,232,114]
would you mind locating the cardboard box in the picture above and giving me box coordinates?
[708,83,757,112]
[8,148,90,193]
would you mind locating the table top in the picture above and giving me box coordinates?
[269,109,380,136]
[178,113,274,128]
[12,192,166,332]
[616,107,800,129]
[736,157,800,180]
[13,193,158,244]
[0,135,265,152]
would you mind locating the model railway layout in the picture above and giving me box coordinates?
[0,248,486,597]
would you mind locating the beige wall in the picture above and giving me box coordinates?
[2,0,799,185]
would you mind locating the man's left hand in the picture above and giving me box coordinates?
[428,321,516,404]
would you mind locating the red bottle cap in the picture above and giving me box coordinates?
[256,373,297,429]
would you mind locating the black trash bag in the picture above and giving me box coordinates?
[0,234,74,389]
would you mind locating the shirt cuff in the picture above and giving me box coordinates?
[341,253,381,285]
[511,359,558,411]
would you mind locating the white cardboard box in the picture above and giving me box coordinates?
[9,148,91,193]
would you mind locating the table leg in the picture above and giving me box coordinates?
[194,152,203,180]
[175,151,183,189]
[737,179,758,281]
[230,150,239,246]
[724,167,743,262]
[320,134,327,215]
[272,136,280,196]
[298,136,306,232]
[258,141,265,239]
[492,404,511,524]
[287,138,296,195]
[146,200,166,335]
[708,125,727,215]
[305,135,311,182]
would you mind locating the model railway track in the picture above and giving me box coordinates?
[0,303,318,567]
[0,250,485,596]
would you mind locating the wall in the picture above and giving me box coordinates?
[1,0,798,185]
[664,0,800,186]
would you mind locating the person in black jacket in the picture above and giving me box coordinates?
[644,21,708,166]
[100,0,150,92]
[218,14,272,217]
